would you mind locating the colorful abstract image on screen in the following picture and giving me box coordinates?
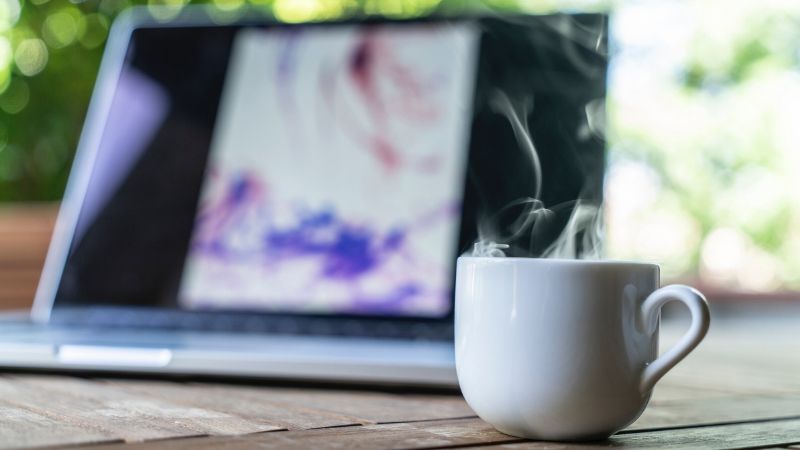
[178,24,478,317]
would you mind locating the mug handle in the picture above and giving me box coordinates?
[638,284,710,393]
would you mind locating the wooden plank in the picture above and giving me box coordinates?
[57,417,800,450]
[464,419,800,449]
[1,366,794,448]
[180,381,474,425]
[648,381,738,404]
[115,379,798,435]
[659,366,800,396]
[658,319,800,396]
[0,375,280,442]
[61,417,520,450]
[631,394,800,430]
[0,399,120,450]
[108,379,363,430]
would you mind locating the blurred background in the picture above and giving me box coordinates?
[1,0,799,308]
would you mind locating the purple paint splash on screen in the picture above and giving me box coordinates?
[186,172,458,314]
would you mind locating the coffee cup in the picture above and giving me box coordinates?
[455,256,710,441]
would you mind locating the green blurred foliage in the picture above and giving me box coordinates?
[606,0,800,291]
[0,0,114,201]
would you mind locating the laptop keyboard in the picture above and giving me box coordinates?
[50,308,454,341]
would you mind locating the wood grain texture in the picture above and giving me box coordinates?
[55,417,800,450]
[0,375,280,442]
[631,394,800,430]
[8,374,792,449]
[463,418,800,449]
[0,399,120,450]
[657,319,800,396]
[108,379,370,430]
[59,418,521,450]
[109,379,474,428]
[184,382,475,424]
[0,316,796,448]
[646,382,735,404]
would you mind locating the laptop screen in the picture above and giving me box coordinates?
[179,25,477,316]
[48,14,607,325]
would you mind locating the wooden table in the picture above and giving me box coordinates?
[0,204,55,311]
[0,311,796,449]
[2,205,800,449]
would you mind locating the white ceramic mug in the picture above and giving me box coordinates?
[455,257,710,441]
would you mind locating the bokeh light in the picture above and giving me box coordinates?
[213,0,246,12]
[0,36,11,91]
[147,0,190,21]
[272,0,348,23]
[42,8,82,49]
[0,0,20,33]
[14,38,48,76]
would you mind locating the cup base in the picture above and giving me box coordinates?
[493,424,614,442]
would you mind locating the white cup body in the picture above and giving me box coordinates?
[455,257,661,441]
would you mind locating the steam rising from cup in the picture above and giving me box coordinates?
[471,89,603,260]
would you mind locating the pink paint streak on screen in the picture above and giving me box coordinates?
[178,23,479,317]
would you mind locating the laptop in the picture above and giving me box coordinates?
[0,7,607,387]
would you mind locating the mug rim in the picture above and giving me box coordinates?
[457,255,659,269]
